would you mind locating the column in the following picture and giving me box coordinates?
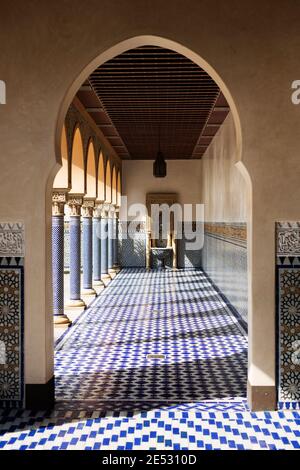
[65,196,86,308]
[113,206,120,272]
[100,205,110,285]
[82,200,96,296]
[93,203,104,288]
[108,204,115,276]
[52,192,71,326]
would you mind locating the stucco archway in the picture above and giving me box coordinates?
[50,36,258,409]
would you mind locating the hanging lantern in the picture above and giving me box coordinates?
[153,150,167,177]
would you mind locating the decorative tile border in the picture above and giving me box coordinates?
[0,223,25,408]
[276,222,300,406]
[204,222,247,248]
[0,264,24,408]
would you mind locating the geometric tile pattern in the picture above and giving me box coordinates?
[0,407,299,450]
[55,268,248,403]
[119,221,205,269]
[202,228,248,322]
[177,222,203,269]
[52,216,64,316]
[119,222,147,268]
[0,265,24,408]
[276,222,300,407]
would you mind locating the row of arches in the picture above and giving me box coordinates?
[54,123,121,206]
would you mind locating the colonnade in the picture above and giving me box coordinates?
[51,114,122,326]
[52,193,120,325]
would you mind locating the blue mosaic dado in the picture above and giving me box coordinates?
[202,223,248,323]
[119,221,147,267]
[276,222,300,407]
[119,221,204,269]
[177,222,203,269]
[0,223,25,408]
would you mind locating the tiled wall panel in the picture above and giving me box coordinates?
[202,223,248,323]
[276,222,300,408]
[0,223,25,408]
[119,222,147,267]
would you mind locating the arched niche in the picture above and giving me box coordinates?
[53,125,68,189]
[69,126,85,194]
[105,159,112,203]
[97,151,105,201]
[85,139,96,198]
[112,166,117,205]
[117,170,121,207]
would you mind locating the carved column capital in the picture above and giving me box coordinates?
[67,195,83,216]
[101,203,111,218]
[93,203,103,218]
[82,199,95,218]
[52,191,67,216]
[108,203,116,218]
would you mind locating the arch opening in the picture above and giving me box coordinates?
[48,36,256,412]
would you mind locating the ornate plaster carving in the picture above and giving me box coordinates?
[0,222,25,257]
[67,196,83,217]
[277,227,300,256]
[52,191,67,216]
[82,199,95,218]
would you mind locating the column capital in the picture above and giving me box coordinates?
[82,198,95,218]
[52,190,68,216]
[67,195,83,216]
[101,203,111,218]
[108,203,116,217]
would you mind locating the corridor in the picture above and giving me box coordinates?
[55,269,247,406]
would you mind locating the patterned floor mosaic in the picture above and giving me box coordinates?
[1,269,299,450]
[55,268,248,403]
[0,407,299,450]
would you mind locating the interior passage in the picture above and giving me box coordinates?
[55,269,248,404]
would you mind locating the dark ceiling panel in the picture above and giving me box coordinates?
[77,46,229,160]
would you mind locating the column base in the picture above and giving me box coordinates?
[93,279,105,287]
[65,298,86,309]
[101,274,112,286]
[54,314,72,327]
[113,265,121,273]
[81,287,97,296]
[247,381,277,411]
[108,269,117,279]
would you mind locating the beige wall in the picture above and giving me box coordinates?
[202,113,247,223]
[121,160,202,220]
[1,0,300,408]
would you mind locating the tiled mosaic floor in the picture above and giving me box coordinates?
[1,269,299,450]
[55,268,248,402]
[0,407,300,450]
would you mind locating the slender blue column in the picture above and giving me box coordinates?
[52,194,71,325]
[108,212,114,272]
[66,198,85,308]
[93,207,104,287]
[82,203,96,296]
[100,213,109,281]
[113,210,120,270]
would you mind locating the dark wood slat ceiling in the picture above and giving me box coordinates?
[76,46,229,160]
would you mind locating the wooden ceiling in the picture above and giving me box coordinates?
[76,46,229,160]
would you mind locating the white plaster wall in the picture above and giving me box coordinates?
[121,160,202,220]
[202,113,247,223]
